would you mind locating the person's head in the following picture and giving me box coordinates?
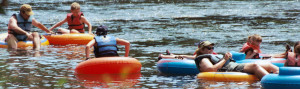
[20,4,34,20]
[294,41,300,54]
[195,41,215,56]
[95,25,108,36]
[247,34,262,46]
[70,2,81,16]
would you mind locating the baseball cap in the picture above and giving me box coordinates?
[196,40,215,48]
[96,25,108,35]
[20,4,34,15]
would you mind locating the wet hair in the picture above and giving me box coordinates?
[247,34,262,43]
[294,41,300,54]
[71,2,80,10]
[95,25,108,36]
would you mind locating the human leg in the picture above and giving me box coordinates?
[70,29,80,33]
[31,32,41,50]
[256,62,279,73]
[270,45,292,58]
[6,34,18,50]
[159,54,177,59]
[57,28,70,34]
[243,63,269,79]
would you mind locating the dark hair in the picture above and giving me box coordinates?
[95,25,108,36]
[294,41,300,54]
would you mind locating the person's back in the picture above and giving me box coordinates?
[85,25,130,60]
[93,29,119,57]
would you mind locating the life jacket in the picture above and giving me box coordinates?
[240,42,261,59]
[286,52,300,66]
[194,54,231,72]
[94,35,118,57]
[13,13,33,32]
[67,12,84,33]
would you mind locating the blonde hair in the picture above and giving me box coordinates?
[195,48,205,57]
[71,2,80,10]
[247,34,262,43]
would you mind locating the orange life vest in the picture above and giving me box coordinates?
[67,12,84,33]
[286,52,300,66]
[240,42,261,59]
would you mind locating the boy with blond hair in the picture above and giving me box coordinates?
[49,2,92,34]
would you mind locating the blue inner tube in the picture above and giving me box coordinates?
[231,51,285,67]
[261,67,300,89]
[157,59,199,75]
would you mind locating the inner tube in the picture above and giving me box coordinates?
[231,51,286,67]
[197,72,258,82]
[43,33,94,45]
[157,58,199,75]
[261,67,300,89]
[0,33,49,48]
[75,57,141,74]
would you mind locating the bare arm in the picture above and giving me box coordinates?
[8,16,31,36]
[199,53,231,72]
[32,18,51,33]
[245,50,257,59]
[49,18,67,31]
[116,38,130,57]
[81,16,92,34]
[178,55,196,59]
[86,39,96,58]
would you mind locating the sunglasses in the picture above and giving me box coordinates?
[205,46,214,50]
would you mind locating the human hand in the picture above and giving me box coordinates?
[253,50,258,54]
[175,56,184,59]
[48,31,55,34]
[224,52,232,61]
[26,33,33,40]
[89,32,93,35]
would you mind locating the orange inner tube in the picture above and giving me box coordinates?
[75,57,142,74]
[43,33,94,45]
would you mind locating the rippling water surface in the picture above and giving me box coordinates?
[1,0,300,88]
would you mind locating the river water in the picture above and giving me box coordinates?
[0,0,300,88]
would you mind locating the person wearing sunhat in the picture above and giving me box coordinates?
[158,40,218,60]
[6,4,52,50]
[194,40,279,80]
[85,25,130,60]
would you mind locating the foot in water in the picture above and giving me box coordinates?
[166,50,171,55]
[286,44,292,52]
[158,54,162,60]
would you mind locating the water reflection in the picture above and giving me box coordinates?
[75,73,141,88]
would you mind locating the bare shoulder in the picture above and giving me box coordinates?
[9,15,16,20]
[80,16,87,20]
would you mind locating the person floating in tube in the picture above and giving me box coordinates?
[240,34,290,59]
[6,4,52,50]
[194,40,279,80]
[49,2,92,35]
[85,25,130,60]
